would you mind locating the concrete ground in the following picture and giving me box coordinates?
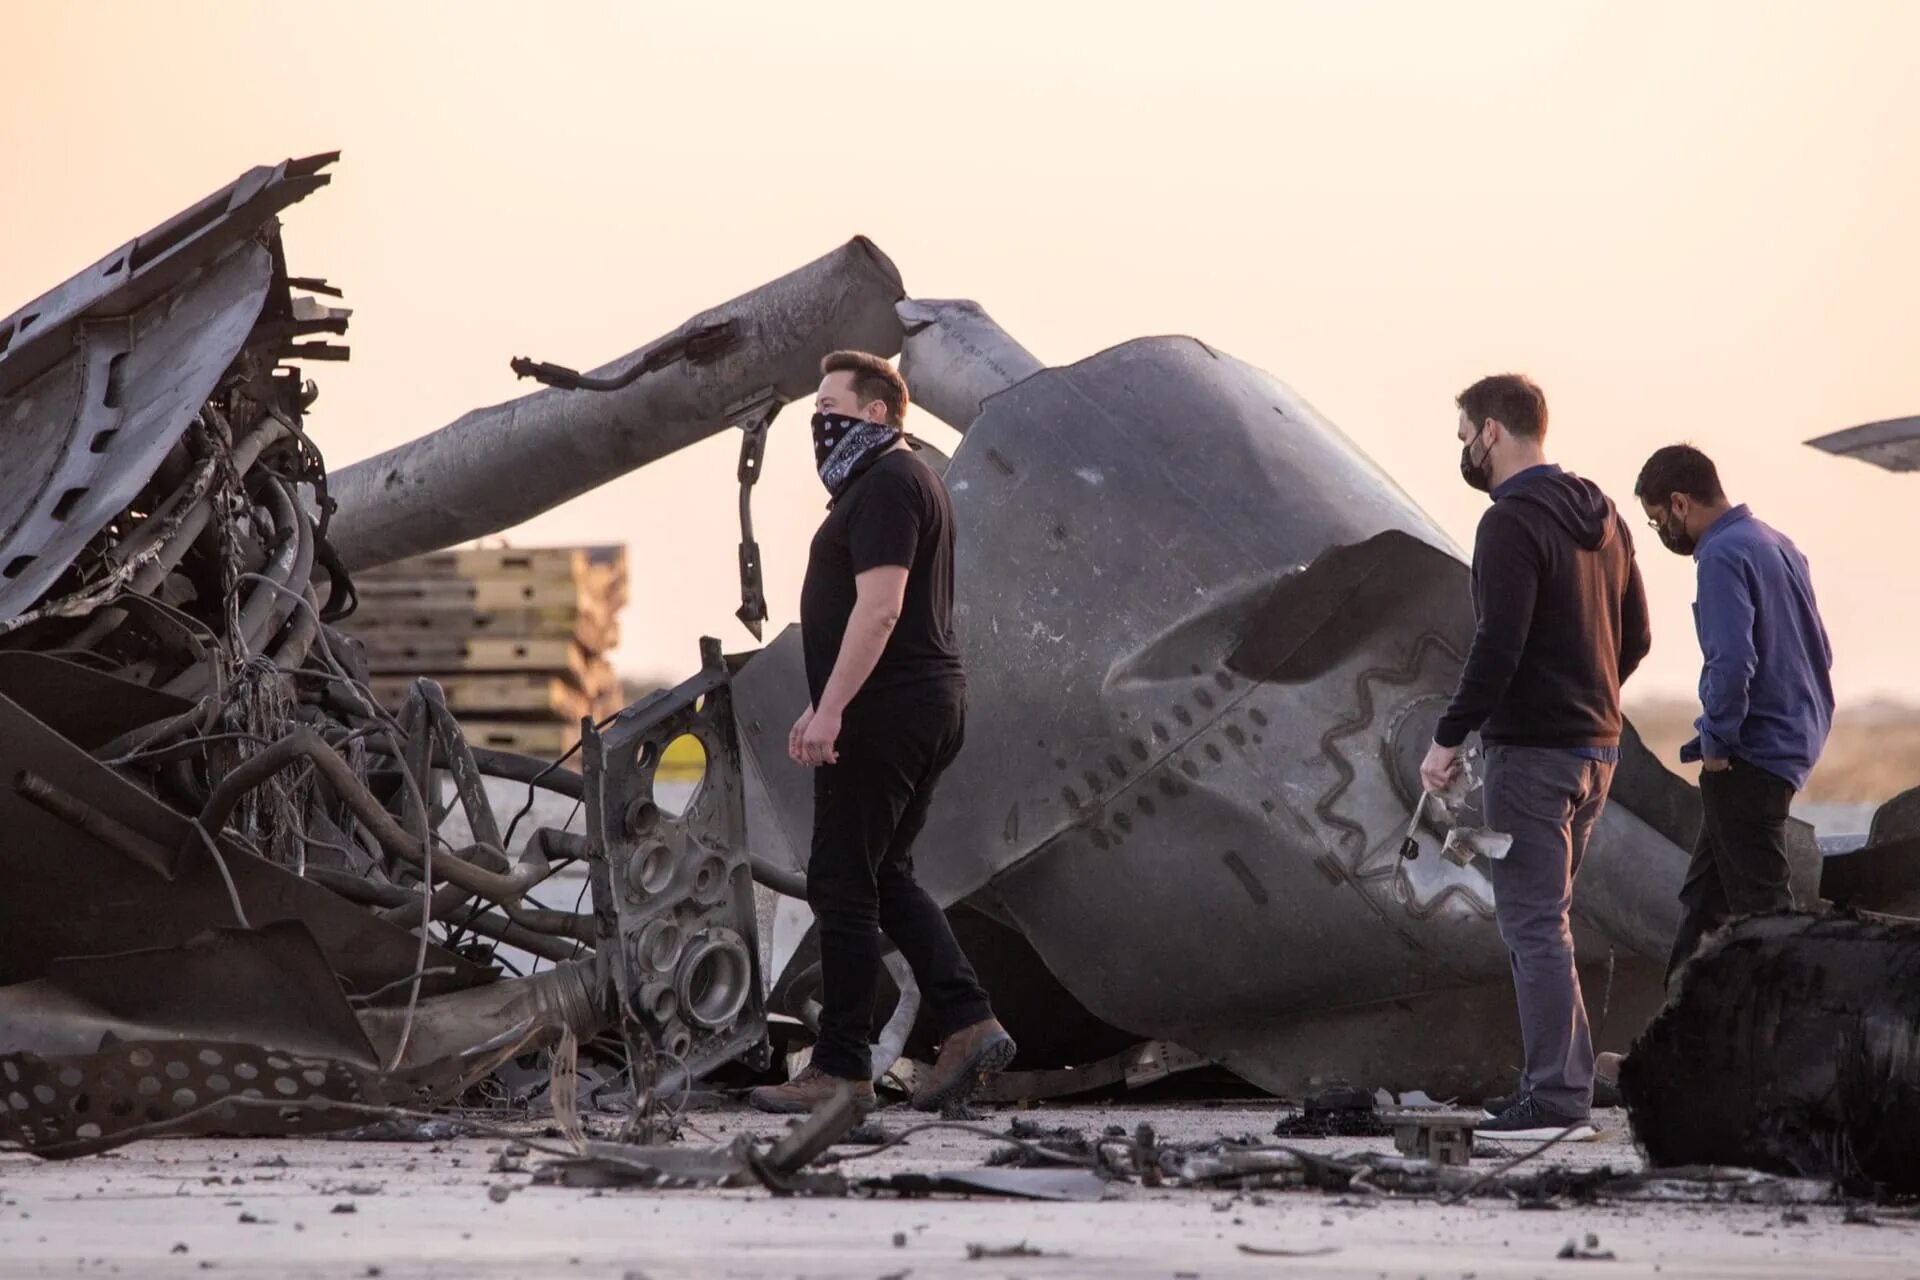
[1,1103,1913,1279]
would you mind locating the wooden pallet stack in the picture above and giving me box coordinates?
[346,544,628,758]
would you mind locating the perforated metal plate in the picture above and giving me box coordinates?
[0,1040,372,1158]
[584,640,766,1084]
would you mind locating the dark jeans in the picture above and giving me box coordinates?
[807,685,993,1081]
[1482,745,1615,1119]
[1666,757,1796,982]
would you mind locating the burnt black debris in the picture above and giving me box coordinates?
[1622,912,1920,1197]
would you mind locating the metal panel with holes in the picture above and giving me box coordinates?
[583,639,767,1087]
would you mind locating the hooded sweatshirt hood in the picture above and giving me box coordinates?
[1496,464,1617,551]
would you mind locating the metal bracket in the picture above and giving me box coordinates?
[727,388,782,641]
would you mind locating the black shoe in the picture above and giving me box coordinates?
[1479,1095,1595,1142]
[1482,1092,1519,1119]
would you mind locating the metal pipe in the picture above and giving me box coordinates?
[328,238,906,569]
[196,727,544,901]
[306,867,582,964]
[896,298,1043,433]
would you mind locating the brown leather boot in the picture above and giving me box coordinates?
[911,1018,1016,1112]
[749,1065,877,1116]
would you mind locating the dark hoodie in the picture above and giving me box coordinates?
[1435,464,1651,750]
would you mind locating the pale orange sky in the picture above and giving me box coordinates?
[5,1,1917,700]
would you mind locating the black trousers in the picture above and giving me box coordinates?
[807,685,993,1081]
[1667,756,1796,981]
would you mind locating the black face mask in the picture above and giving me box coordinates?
[1459,424,1494,493]
[1655,506,1697,556]
[810,411,902,500]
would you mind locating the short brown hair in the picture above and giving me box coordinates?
[821,350,908,426]
[1456,374,1547,440]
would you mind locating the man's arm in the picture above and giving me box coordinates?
[1434,510,1541,749]
[796,566,908,765]
[1423,510,1540,792]
[795,469,922,766]
[1694,552,1757,763]
[1618,536,1652,683]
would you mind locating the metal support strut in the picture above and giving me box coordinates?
[728,389,781,641]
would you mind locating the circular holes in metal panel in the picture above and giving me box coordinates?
[635,920,683,975]
[691,855,728,906]
[662,1023,693,1062]
[638,983,678,1025]
[657,734,707,818]
[624,799,661,839]
[676,931,752,1031]
[626,843,675,898]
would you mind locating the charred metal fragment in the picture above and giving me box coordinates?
[1621,912,1920,1195]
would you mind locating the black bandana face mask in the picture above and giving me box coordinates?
[811,411,902,500]
[1459,424,1494,493]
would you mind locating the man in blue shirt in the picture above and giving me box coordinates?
[1634,445,1834,981]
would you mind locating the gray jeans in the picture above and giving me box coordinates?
[1481,745,1614,1118]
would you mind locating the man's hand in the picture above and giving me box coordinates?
[1420,741,1462,795]
[796,705,844,767]
[788,706,815,765]
[1701,756,1731,774]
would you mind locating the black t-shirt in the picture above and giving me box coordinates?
[800,448,965,708]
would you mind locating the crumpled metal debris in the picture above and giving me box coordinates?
[0,156,794,1155]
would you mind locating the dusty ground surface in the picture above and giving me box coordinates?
[1,1103,1912,1280]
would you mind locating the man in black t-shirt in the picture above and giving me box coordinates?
[749,350,1012,1117]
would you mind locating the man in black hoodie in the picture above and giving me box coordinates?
[1419,374,1651,1140]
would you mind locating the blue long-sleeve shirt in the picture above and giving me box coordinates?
[1678,505,1834,790]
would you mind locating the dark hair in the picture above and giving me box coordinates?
[821,350,908,426]
[1456,374,1547,439]
[1635,444,1726,505]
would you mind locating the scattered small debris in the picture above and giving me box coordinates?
[253,1156,290,1170]
[893,1232,907,1248]
[171,1244,189,1255]
[1557,1232,1617,1261]
[1782,1209,1811,1225]
[487,1183,517,1204]
[840,1122,891,1146]
[321,1182,384,1197]
[237,1212,269,1225]
[331,1203,357,1215]
[964,1241,1051,1260]
[1237,1243,1341,1258]
[1844,1205,1879,1226]
[1272,1086,1392,1139]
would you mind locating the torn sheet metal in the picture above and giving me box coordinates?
[0,689,490,996]
[1806,415,1920,472]
[864,1168,1110,1202]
